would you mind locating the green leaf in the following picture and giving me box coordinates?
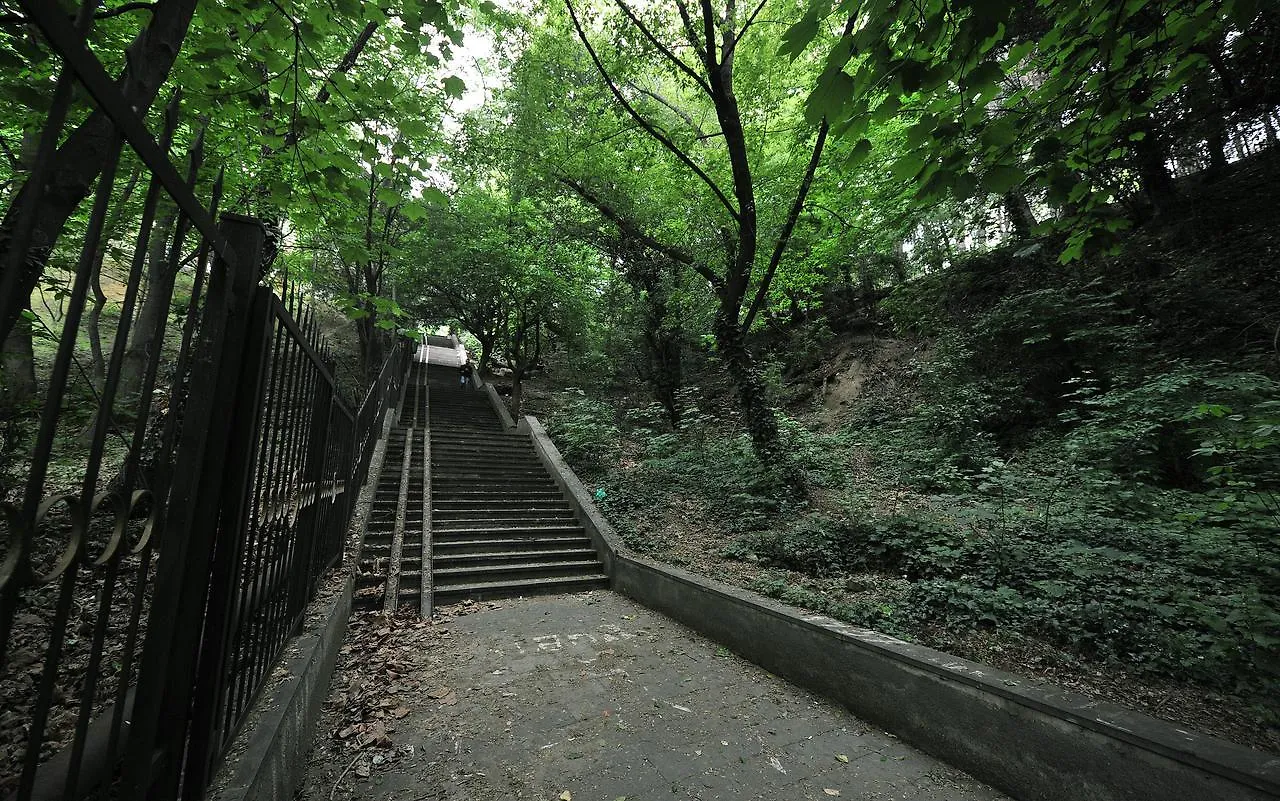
[376,187,403,206]
[443,75,466,98]
[843,138,873,168]
[780,13,822,60]
[980,165,1025,194]
[805,69,855,125]
[420,186,450,206]
[891,155,925,183]
[980,118,1017,151]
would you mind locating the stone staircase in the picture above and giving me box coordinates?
[428,365,608,604]
[355,360,429,612]
[356,349,606,611]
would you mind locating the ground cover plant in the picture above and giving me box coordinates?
[527,159,1280,751]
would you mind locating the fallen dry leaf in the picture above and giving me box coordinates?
[559,792,572,801]
[836,753,849,763]
[391,706,411,719]
[427,686,452,699]
[823,790,840,797]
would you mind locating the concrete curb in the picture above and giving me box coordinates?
[484,381,516,430]
[210,575,353,801]
[522,414,1280,801]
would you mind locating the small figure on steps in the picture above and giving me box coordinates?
[460,356,471,388]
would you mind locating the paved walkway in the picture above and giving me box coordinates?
[300,592,1007,801]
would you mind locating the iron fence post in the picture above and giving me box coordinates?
[180,283,274,796]
[294,378,334,614]
[120,214,266,801]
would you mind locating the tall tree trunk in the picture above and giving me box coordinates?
[1131,118,1178,213]
[118,206,176,401]
[1,130,40,403]
[1262,112,1278,147]
[0,0,200,342]
[713,306,791,482]
[88,254,109,387]
[1,301,38,404]
[1003,190,1037,239]
[510,364,525,418]
[87,164,142,387]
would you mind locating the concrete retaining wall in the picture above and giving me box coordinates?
[522,414,1280,801]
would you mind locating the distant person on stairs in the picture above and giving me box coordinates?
[460,356,471,388]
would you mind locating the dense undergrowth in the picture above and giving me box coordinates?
[536,161,1280,749]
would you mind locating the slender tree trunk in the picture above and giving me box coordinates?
[118,206,176,401]
[1003,190,1037,239]
[1,301,38,404]
[0,0,200,342]
[713,305,792,483]
[1,131,40,402]
[1261,112,1278,147]
[510,364,525,418]
[87,165,142,387]
[88,252,109,386]
[1131,117,1178,213]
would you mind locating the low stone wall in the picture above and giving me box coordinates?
[209,576,353,801]
[522,414,1280,801]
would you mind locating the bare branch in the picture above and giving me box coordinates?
[673,0,708,63]
[728,0,768,56]
[614,0,713,96]
[316,21,378,104]
[1,3,157,26]
[698,0,720,69]
[743,119,829,331]
[627,82,709,137]
[565,0,740,221]
[558,175,723,289]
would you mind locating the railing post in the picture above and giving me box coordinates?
[120,214,266,801]
[180,282,274,796]
[294,378,335,611]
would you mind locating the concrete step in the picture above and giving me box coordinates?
[432,481,560,493]
[433,535,591,553]
[434,549,595,568]
[361,541,423,554]
[430,431,523,444]
[433,559,602,583]
[430,515,576,529]
[433,524,585,539]
[432,573,608,603]
[430,447,538,460]
[431,451,540,462]
[432,496,573,509]
[430,490,564,502]
[431,467,550,478]
[432,506,573,519]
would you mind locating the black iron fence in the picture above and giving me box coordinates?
[0,3,405,800]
